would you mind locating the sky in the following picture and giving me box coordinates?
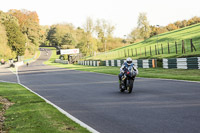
[1,0,200,38]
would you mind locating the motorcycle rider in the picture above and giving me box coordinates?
[118,57,138,84]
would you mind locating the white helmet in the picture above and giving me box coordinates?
[126,57,132,65]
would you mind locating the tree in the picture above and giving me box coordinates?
[180,20,187,28]
[187,16,200,26]
[0,23,14,59]
[166,23,177,31]
[94,19,115,52]
[47,24,75,47]
[83,17,94,55]
[8,9,41,46]
[40,25,50,46]
[106,23,115,38]
[137,12,151,39]
[129,27,141,43]
[47,26,57,46]
[150,25,168,37]
[3,19,26,56]
[174,21,182,29]
[61,33,75,48]
[83,17,94,35]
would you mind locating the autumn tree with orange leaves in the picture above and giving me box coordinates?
[8,9,42,55]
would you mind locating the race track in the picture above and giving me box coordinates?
[16,49,200,133]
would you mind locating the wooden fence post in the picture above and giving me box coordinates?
[182,40,185,54]
[168,43,170,54]
[128,49,130,57]
[157,44,160,55]
[190,39,196,52]
[161,44,163,54]
[135,48,137,56]
[131,48,133,56]
[175,41,178,54]
[150,46,152,56]
[155,45,157,55]
[124,49,126,57]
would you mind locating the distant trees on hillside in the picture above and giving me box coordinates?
[129,13,200,43]
[137,13,151,39]
[129,13,151,43]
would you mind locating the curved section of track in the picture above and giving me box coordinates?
[18,49,200,133]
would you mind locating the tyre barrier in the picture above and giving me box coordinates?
[78,60,101,66]
[78,59,157,68]
[163,57,200,69]
[14,61,24,67]
[54,59,69,64]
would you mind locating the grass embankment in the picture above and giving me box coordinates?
[43,47,61,66]
[85,23,200,60]
[42,47,60,65]
[0,82,90,133]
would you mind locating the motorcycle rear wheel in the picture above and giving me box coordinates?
[120,88,125,92]
[119,81,125,92]
[119,84,125,92]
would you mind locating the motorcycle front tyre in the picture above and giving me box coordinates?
[127,80,134,93]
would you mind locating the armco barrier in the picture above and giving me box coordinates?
[163,57,200,69]
[78,59,157,68]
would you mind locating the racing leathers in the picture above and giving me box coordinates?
[118,62,138,81]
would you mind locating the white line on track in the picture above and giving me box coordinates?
[16,67,20,84]
[19,83,100,133]
[0,80,17,84]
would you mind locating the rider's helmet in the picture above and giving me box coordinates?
[126,57,132,65]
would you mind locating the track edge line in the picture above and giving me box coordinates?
[18,83,100,133]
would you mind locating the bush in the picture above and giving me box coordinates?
[59,55,68,60]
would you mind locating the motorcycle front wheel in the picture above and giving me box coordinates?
[127,79,134,93]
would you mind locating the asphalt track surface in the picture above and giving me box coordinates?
[2,49,200,133]
[0,65,17,83]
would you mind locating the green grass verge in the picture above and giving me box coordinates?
[44,47,200,82]
[0,82,90,133]
[0,103,2,110]
[45,62,200,81]
[43,47,60,65]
